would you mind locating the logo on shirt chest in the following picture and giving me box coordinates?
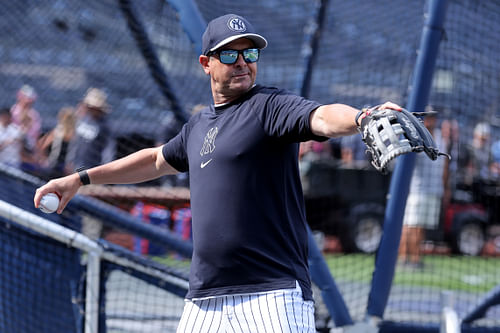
[200,127,218,168]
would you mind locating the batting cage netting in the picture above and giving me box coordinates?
[1,0,500,332]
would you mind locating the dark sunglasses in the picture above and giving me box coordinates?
[209,48,260,64]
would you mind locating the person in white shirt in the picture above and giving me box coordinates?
[399,112,447,269]
[0,107,23,168]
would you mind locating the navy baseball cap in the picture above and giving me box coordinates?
[202,14,268,55]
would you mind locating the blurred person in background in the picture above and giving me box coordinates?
[66,88,113,172]
[399,112,447,269]
[328,137,342,161]
[10,84,41,151]
[299,140,332,162]
[299,140,335,194]
[340,133,369,169]
[37,106,76,179]
[0,107,23,168]
[489,140,500,181]
[440,117,459,208]
[458,122,492,186]
[65,88,113,239]
[10,84,43,173]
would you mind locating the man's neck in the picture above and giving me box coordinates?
[212,84,256,105]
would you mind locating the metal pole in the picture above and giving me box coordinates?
[85,251,102,333]
[165,0,206,55]
[367,0,449,319]
[298,0,330,98]
[308,227,353,326]
[118,0,190,123]
[298,0,355,325]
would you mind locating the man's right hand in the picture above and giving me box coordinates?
[34,173,82,214]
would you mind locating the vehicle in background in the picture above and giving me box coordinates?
[443,180,500,256]
[304,162,500,255]
[303,161,390,254]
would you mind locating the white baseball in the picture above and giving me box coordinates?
[39,193,60,214]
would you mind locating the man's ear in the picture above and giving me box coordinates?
[199,55,210,75]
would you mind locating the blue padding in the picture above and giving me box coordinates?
[71,194,193,258]
[307,226,353,326]
[462,284,500,324]
[165,0,206,54]
[367,0,449,318]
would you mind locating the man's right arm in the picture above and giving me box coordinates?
[34,146,178,213]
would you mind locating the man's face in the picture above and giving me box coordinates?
[200,38,258,102]
[18,96,34,109]
[0,114,9,126]
[84,104,106,118]
[424,116,437,131]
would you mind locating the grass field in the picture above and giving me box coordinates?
[154,252,500,326]
[325,253,500,293]
[156,252,500,293]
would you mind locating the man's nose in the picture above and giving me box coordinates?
[234,53,246,66]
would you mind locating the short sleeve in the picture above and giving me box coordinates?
[257,88,326,142]
[161,124,189,172]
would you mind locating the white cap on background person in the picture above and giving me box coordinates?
[17,84,37,102]
[83,87,109,113]
[473,122,490,138]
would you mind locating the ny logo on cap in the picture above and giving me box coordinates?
[227,17,246,32]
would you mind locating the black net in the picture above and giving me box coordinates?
[0,220,84,333]
[1,0,500,330]
[100,256,188,332]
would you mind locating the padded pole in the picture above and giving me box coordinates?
[165,0,206,55]
[298,0,330,98]
[118,0,190,123]
[462,284,500,324]
[367,0,449,319]
[307,226,353,326]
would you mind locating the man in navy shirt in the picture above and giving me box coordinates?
[35,14,401,332]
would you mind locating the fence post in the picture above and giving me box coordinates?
[85,250,102,333]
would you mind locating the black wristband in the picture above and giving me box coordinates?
[77,169,90,185]
[355,110,364,127]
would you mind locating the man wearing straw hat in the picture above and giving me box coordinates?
[66,87,112,171]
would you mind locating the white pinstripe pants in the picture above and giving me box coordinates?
[176,283,315,333]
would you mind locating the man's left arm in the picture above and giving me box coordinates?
[309,102,402,138]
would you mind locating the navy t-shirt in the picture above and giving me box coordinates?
[162,85,325,300]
